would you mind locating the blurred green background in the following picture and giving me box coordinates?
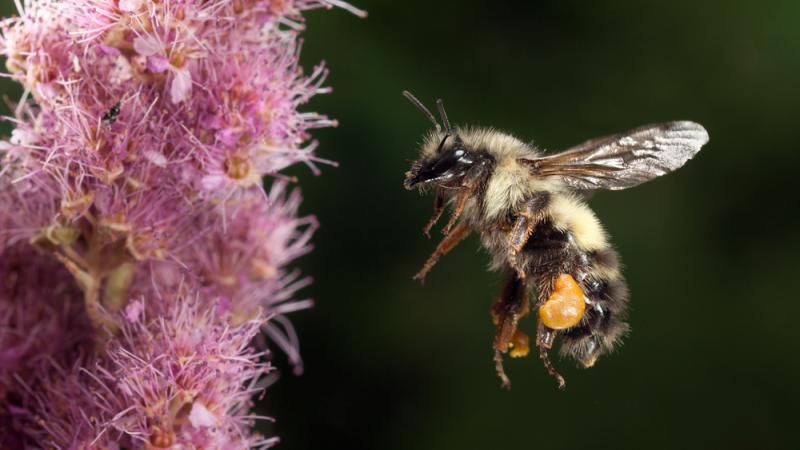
[4,1,800,449]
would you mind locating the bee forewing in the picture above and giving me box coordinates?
[520,121,709,190]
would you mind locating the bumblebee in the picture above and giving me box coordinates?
[402,91,709,388]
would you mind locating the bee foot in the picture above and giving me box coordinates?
[537,339,567,389]
[494,350,511,389]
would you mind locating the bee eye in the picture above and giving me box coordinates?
[405,140,479,188]
[430,146,465,173]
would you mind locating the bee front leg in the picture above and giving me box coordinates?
[441,188,471,236]
[422,189,445,237]
[507,192,550,278]
[413,221,471,283]
[442,168,490,235]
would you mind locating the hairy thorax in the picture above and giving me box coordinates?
[470,187,610,275]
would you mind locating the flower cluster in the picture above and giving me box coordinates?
[0,0,363,447]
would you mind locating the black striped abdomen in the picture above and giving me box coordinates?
[522,222,630,368]
[559,247,629,368]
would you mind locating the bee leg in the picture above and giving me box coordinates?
[533,274,580,389]
[490,274,530,388]
[507,193,549,278]
[413,221,471,283]
[441,188,471,235]
[536,322,566,389]
[494,350,510,388]
[508,214,535,279]
[422,189,445,237]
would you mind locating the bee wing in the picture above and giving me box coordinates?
[519,121,709,190]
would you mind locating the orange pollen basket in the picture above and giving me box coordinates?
[538,274,586,330]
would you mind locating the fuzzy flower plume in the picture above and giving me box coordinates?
[0,0,364,447]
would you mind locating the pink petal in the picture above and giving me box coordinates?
[111,56,134,84]
[97,44,121,57]
[124,300,144,323]
[189,402,217,428]
[133,35,162,57]
[201,174,225,191]
[171,68,192,104]
[144,150,168,167]
[147,55,170,73]
[119,0,143,12]
[215,128,238,146]
[92,188,114,213]
[36,82,57,100]
[10,129,36,146]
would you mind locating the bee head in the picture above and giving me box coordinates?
[402,91,492,190]
[404,134,480,189]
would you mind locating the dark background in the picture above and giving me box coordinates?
[4,1,800,449]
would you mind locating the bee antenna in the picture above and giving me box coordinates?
[436,98,452,134]
[402,90,441,133]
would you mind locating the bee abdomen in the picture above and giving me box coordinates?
[560,247,630,368]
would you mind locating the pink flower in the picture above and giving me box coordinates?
[0,244,90,403]
[0,0,364,446]
[132,33,194,104]
[6,295,273,448]
[98,296,274,448]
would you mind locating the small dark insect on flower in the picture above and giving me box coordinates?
[102,101,121,124]
[402,91,709,389]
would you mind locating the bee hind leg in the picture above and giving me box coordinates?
[536,322,566,389]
